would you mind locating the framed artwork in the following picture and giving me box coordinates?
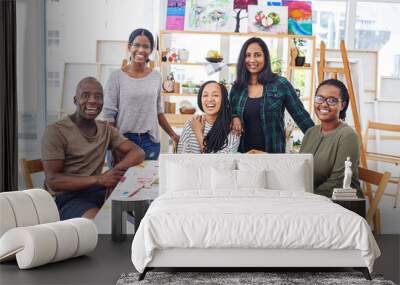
[166,0,186,30]
[184,0,235,32]
[262,0,282,6]
[233,0,258,32]
[283,1,312,35]
[247,5,288,34]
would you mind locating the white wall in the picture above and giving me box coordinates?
[46,0,159,122]
[16,0,46,188]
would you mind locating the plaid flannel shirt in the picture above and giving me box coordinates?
[229,76,314,153]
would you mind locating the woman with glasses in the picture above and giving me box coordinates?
[103,28,179,161]
[230,37,314,153]
[300,79,362,197]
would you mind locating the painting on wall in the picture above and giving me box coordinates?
[247,5,288,34]
[233,0,258,32]
[166,0,186,30]
[283,0,312,35]
[262,0,282,6]
[184,0,235,32]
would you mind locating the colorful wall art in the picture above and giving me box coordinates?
[266,0,282,6]
[184,0,235,32]
[166,0,186,30]
[283,0,312,35]
[248,5,288,34]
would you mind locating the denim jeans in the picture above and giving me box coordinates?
[124,132,160,160]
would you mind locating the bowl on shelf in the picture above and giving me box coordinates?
[179,107,196,115]
[205,57,223,63]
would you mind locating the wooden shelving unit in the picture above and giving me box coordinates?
[160,29,315,40]
[162,92,197,97]
[159,29,316,127]
[161,62,236,66]
[164,113,192,128]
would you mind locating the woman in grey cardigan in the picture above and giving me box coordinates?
[103,28,179,160]
[300,79,362,197]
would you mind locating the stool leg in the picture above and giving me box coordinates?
[373,209,381,234]
[394,181,400,208]
[112,200,127,242]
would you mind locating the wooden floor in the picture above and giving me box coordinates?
[0,235,398,285]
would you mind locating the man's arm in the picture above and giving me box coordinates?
[113,140,145,170]
[43,160,125,192]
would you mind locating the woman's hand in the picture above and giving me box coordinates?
[171,133,180,145]
[231,117,243,136]
[191,115,205,134]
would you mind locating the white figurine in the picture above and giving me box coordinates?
[342,157,352,189]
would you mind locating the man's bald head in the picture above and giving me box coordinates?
[75,77,103,96]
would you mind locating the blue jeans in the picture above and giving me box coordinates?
[124,132,160,160]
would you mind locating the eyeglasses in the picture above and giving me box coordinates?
[314,95,341,106]
[131,43,151,51]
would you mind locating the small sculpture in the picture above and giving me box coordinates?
[162,73,175,93]
[342,157,352,189]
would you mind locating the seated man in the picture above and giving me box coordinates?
[42,77,145,220]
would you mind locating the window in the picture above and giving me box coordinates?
[47,30,60,47]
[355,1,400,77]
[312,1,347,49]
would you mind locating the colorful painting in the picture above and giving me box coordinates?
[184,0,235,32]
[166,0,186,30]
[283,0,312,35]
[266,0,282,6]
[233,0,258,32]
[248,5,288,34]
[233,0,258,9]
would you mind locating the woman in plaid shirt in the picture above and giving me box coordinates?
[230,37,314,153]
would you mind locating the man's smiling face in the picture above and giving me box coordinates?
[74,79,103,120]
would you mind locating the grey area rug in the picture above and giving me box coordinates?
[116,271,396,285]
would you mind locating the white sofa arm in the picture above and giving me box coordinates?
[0,189,59,237]
[0,218,98,269]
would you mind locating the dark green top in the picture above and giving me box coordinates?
[229,76,314,153]
[300,123,362,197]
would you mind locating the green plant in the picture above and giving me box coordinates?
[293,39,306,57]
[293,139,302,147]
[271,57,283,75]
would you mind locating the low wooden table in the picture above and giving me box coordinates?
[331,198,366,218]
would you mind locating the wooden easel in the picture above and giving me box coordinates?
[318,40,371,202]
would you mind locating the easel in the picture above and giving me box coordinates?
[318,40,371,202]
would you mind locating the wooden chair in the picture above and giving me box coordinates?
[358,166,391,234]
[19,159,44,189]
[363,120,400,207]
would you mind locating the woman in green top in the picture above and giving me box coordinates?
[300,79,362,197]
[230,37,314,153]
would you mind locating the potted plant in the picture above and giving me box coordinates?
[271,57,283,75]
[293,39,306,67]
